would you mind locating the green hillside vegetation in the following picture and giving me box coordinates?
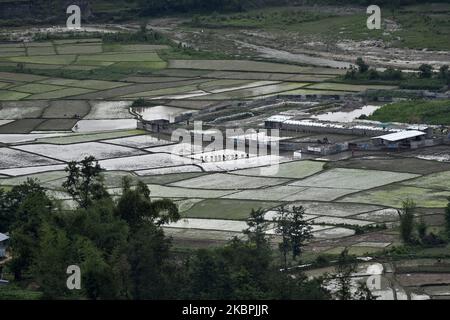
[367,100,450,125]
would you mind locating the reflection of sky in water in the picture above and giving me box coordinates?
[133,105,194,123]
[312,105,381,123]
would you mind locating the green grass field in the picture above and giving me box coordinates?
[182,199,280,220]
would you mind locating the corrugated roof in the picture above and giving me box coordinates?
[372,130,426,142]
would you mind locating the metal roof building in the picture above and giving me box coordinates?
[372,130,426,142]
[371,130,427,149]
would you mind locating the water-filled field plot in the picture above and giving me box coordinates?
[170,172,289,190]
[289,168,419,190]
[15,142,145,162]
[99,153,199,171]
[0,147,62,169]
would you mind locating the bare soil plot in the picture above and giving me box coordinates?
[170,172,289,190]
[142,183,236,199]
[15,142,145,162]
[182,198,280,220]
[289,168,419,190]
[41,100,91,119]
[397,273,450,287]
[0,147,62,169]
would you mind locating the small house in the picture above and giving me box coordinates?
[0,233,9,259]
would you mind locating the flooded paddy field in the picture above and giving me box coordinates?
[0,7,449,299]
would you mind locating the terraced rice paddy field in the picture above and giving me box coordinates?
[0,36,446,267]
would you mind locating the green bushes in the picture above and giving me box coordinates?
[400,78,446,90]
[368,99,450,125]
[344,58,448,91]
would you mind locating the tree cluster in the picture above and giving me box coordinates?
[1,156,331,300]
